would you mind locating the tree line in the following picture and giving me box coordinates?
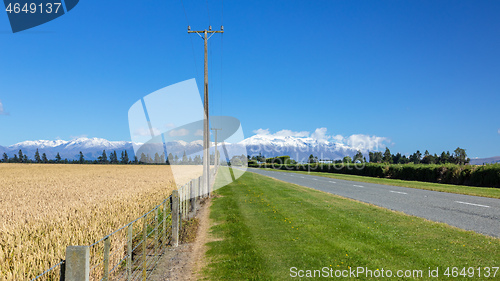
[0,149,219,165]
[368,147,469,165]
[247,147,470,166]
[1,149,137,164]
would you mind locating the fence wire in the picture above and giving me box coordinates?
[31,167,218,281]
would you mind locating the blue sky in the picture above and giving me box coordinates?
[0,0,499,158]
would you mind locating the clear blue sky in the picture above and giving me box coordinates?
[0,0,499,158]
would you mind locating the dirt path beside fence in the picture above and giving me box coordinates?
[151,198,213,281]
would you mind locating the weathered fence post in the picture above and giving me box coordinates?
[103,237,110,281]
[65,246,89,281]
[162,200,167,245]
[127,225,133,281]
[198,176,202,199]
[171,190,179,247]
[190,180,196,214]
[142,216,147,280]
[155,208,159,260]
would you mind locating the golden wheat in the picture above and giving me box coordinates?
[0,164,202,280]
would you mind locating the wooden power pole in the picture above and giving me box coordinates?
[188,25,224,196]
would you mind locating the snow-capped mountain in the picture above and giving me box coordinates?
[0,138,135,161]
[0,135,362,162]
[239,134,359,162]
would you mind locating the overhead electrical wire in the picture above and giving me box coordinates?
[180,0,201,88]
[220,0,224,118]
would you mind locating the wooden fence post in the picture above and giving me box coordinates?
[65,246,89,281]
[162,200,167,245]
[190,180,196,214]
[142,216,147,280]
[155,208,159,260]
[103,237,110,281]
[171,190,179,247]
[127,225,132,281]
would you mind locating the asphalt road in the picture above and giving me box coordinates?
[245,168,500,238]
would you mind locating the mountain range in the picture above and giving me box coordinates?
[0,135,364,162]
[1,136,497,164]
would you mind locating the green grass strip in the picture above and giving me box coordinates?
[204,171,499,280]
[260,168,500,199]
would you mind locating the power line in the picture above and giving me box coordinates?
[220,0,223,117]
[180,0,201,85]
[205,0,211,26]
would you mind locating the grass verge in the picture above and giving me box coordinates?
[259,168,500,199]
[203,172,499,280]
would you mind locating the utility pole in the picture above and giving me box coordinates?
[188,25,224,196]
[211,128,222,168]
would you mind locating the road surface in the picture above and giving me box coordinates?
[245,168,500,238]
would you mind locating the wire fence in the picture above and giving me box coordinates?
[30,166,218,281]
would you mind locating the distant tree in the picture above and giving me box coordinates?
[120,150,129,164]
[12,154,19,163]
[154,153,161,164]
[182,151,188,164]
[343,156,352,163]
[353,150,364,163]
[18,150,24,163]
[109,151,118,164]
[23,155,28,163]
[133,156,138,164]
[422,150,437,164]
[2,153,8,163]
[42,153,48,163]
[79,151,85,164]
[400,155,410,164]
[369,151,383,163]
[167,153,174,165]
[174,155,179,164]
[139,153,147,163]
[454,147,468,165]
[410,150,422,164]
[55,152,62,163]
[256,153,266,163]
[392,152,402,164]
[34,149,41,163]
[383,147,393,164]
[308,154,318,164]
[194,155,202,165]
[98,150,108,164]
[160,153,165,164]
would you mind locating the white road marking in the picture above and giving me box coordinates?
[455,201,490,208]
[312,178,318,181]
[353,185,364,188]
[300,176,305,178]
[390,190,407,195]
[329,181,336,184]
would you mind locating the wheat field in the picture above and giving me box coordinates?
[0,164,202,280]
